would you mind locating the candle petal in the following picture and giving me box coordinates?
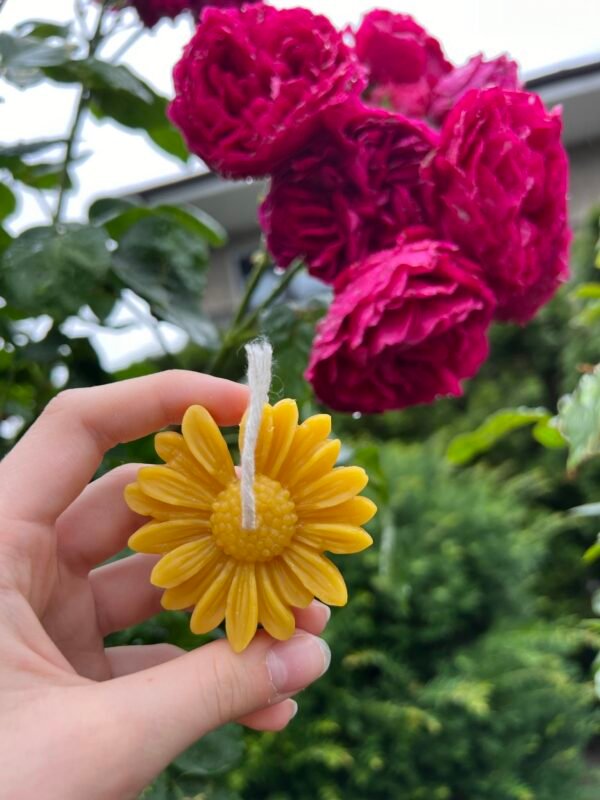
[294,467,369,509]
[297,496,378,526]
[226,563,259,653]
[182,405,235,486]
[151,538,218,588]
[155,431,223,495]
[128,518,211,554]
[257,562,296,640]
[262,399,299,478]
[161,550,226,610]
[138,465,215,510]
[283,543,348,606]
[285,439,341,490]
[270,557,314,609]
[190,560,236,635]
[124,483,203,520]
[277,414,332,485]
[296,523,373,554]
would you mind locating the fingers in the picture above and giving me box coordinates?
[294,601,330,635]
[97,632,330,773]
[238,699,298,732]
[0,371,248,525]
[106,644,185,677]
[90,554,162,635]
[57,463,146,570]
[106,645,300,733]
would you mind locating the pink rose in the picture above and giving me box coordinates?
[260,102,438,283]
[168,5,366,178]
[355,10,451,118]
[423,87,570,323]
[306,238,495,413]
[104,0,253,27]
[429,54,521,123]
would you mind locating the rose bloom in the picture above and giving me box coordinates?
[306,237,496,413]
[260,102,438,283]
[423,87,570,323]
[169,5,366,178]
[429,54,521,124]
[355,10,451,118]
[104,0,254,27]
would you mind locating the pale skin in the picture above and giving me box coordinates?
[0,371,331,799]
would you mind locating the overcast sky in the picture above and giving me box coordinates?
[2,0,600,371]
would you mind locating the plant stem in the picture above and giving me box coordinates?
[53,1,109,225]
[111,26,144,62]
[242,259,304,331]
[230,254,271,330]
[208,259,304,376]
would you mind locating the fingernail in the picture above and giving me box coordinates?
[267,633,331,695]
[289,699,299,720]
[315,601,331,624]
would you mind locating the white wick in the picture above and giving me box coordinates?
[241,339,273,530]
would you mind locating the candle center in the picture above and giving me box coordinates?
[211,475,298,562]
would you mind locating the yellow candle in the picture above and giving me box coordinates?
[125,400,376,652]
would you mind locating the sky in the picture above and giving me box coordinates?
[1,0,600,371]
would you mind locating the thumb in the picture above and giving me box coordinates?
[94,631,329,786]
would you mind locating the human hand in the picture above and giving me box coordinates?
[0,371,331,799]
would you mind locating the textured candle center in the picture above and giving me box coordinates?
[211,476,297,562]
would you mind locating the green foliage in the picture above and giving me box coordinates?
[142,728,244,799]
[2,225,111,318]
[558,366,600,471]
[230,443,598,800]
[446,406,562,465]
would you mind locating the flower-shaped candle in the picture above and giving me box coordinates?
[125,400,375,652]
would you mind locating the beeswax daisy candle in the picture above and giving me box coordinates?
[125,399,375,653]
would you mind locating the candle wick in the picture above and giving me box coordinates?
[241,339,273,530]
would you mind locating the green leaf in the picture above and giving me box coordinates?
[99,204,226,247]
[571,282,600,300]
[112,214,217,346]
[569,502,600,518]
[172,726,244,778]
[139,772,180,800]
[42,56,188,161]
[0,32,73,87]
[15,21,71,40]
[45,58,154,103]
[0,138,66,158]
[159,206,227,248]
[92,93,189,162]
[0,226,12,256]
[531,416,567,449]
[573,300,600,327]
[2,225,112,318]
[261,297,328,404]
[0,157,70,190]
[0,184,16,221]
[557,366,600,471]
[584,539,600,565]
[88,197,137,226]
[446,407,552,466]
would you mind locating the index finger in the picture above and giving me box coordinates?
[0,370,248,525]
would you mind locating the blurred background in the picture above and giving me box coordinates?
[2,2,600,798]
